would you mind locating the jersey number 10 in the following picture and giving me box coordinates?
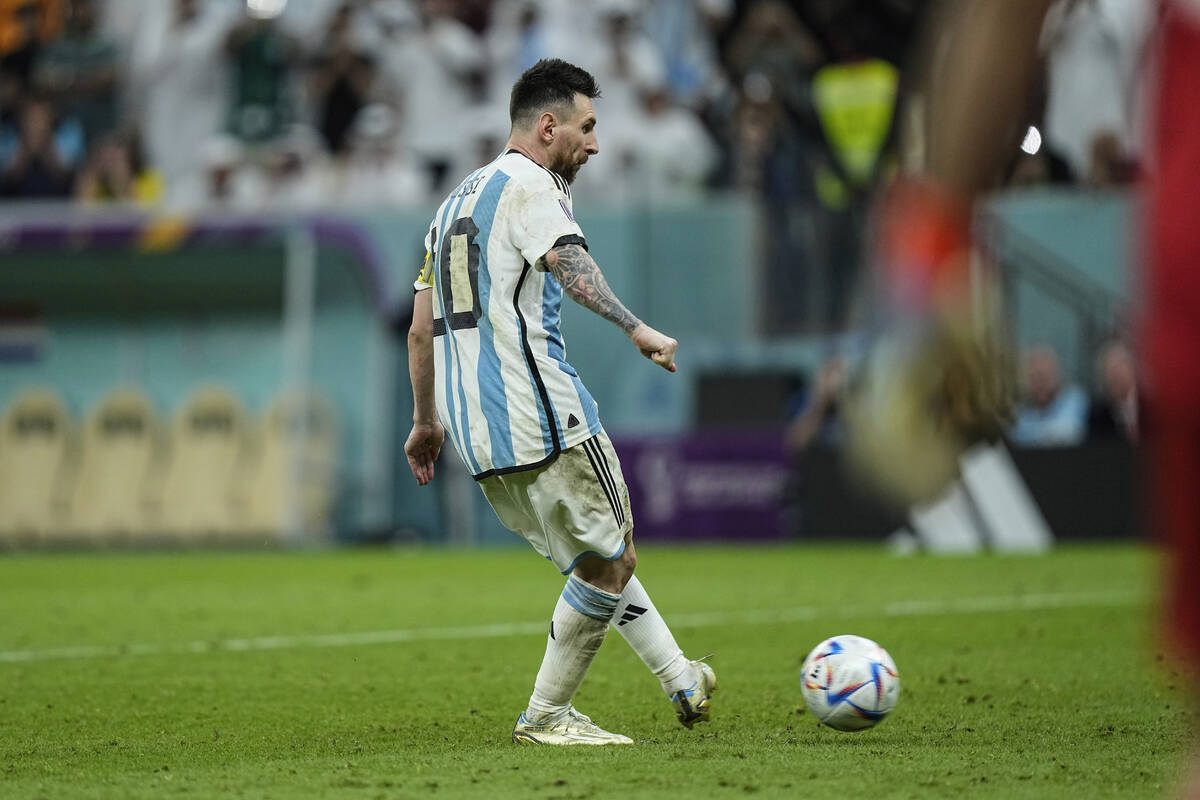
[438,217,481,331]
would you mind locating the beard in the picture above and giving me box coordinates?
[551,152,584,184]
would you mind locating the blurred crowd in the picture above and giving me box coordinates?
[0,0,1152,335]
[0,0,914,213]
[784,335,1140,461]
[0,0,1148,213]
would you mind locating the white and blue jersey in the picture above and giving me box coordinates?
[414,150,603,479]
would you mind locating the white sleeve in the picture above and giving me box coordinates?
[510,181,586,269]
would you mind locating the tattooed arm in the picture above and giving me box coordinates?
[539,243,640,332]
[539,243,679,372]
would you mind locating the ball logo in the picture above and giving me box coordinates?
[558,199,575,222]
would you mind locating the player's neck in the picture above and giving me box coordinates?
[504,137,551,170]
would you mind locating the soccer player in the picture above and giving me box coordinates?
[863,0,1200,792]
[403,59,715,746]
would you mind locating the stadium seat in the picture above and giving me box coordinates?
[65,387,161,542]
[0,387,75,542]
[240,391,339,539]
[157,386,251,540]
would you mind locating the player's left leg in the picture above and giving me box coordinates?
[611,537,717,729]
[580,432,717,728]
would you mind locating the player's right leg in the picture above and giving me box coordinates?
[479,458,635,745]
[512,547,636,745]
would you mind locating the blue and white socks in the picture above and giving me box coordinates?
[525,573,698,722]
[525,573,621,721]
[612,575,695,697]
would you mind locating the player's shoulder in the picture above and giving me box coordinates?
[497,151,572,198]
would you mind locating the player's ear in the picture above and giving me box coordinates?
[537,110,556,144]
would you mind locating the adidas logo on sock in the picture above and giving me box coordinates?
[617,604,648,626]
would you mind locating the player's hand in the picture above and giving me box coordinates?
[404,421,444,486]
[842,179,1016,506]
[630,323,678,372]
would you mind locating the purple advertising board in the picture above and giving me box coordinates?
[611,431,793,542]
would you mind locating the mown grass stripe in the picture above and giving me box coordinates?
[0,589,1140,665]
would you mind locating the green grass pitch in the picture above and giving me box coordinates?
[0,543,1191,799]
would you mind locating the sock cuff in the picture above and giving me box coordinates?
[562,574,621,621]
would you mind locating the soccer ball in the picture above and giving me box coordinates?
[800,634,900,731]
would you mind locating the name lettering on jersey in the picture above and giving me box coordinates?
[450,175,486,199]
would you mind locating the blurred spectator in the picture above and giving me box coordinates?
[1010,345,1089,447]
[0,95,73,196]
[1040,0,1152,185]
[33,0,118,151]
[573,0,667,120]
[780,354,846,539]
[131,0,234,210]
[1087,338,1138,443]
[726,73,779,194]
[261,124,331,210]
[332,102,428,208]
[720,1,831,333]
[646,0,731,108]
[0,0,61,111]
[486,0,565,102]
[307,2,375,155]
[273,0,348,52]
[809,56,899,329]
[224,7,301,145]
[580,79,718,202]
[723,0,821,114]
[784,355,846,454]
[195,133,264,211]
[381,0,487,193]
[810,58,898,195]
[73,129,161,206]
[97,0,140,57]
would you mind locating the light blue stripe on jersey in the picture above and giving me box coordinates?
[435,194,463,469]
[439,169,486,475]
[536,278,565,444]
[542,278,601,436]
[470,171,515,470]
[446,171,486,475]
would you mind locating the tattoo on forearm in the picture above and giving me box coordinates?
[540,244,641,334]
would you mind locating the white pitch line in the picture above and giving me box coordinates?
[0,589,1142,665]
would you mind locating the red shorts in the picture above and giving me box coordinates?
[1146,6,1200,663]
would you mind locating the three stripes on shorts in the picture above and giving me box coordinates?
[582,437,624,527]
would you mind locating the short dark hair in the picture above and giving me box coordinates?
[509,59,600,126]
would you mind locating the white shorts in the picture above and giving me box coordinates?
[478,431,634,574]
